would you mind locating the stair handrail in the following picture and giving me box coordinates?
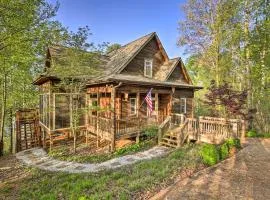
[176,119,189,147]
[158,116,171,144]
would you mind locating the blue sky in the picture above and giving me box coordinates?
[48,0,188,60]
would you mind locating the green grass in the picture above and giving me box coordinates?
[49,140,156,163]
[6,144,202,200]
[246,130,270,138]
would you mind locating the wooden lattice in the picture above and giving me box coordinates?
[16,109,41,152]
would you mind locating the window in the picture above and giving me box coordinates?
[144,58,153,78]
[180,98,186,114]
[130,98,137,115]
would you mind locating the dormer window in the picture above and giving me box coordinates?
[144,58,153,78]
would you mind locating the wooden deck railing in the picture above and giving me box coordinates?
[185,116,245,142]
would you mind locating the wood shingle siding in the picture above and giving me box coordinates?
[121,38,166,78]
[167,63,188,83]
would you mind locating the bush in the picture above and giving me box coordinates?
[225,138,241,149]
[143,125,159,140]
[246,130,270,138]
[220,143,229,160]
[246,130,257,137]
[262,133,270,138]
[200,144,220,166]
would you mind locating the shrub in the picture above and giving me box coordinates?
[225,138,241,149]
[220,143,229,160]
[246,130,257,137]
[246,130,270,138]
[143,125,159,140]
[200,144,220,166]
[262,133,270,138]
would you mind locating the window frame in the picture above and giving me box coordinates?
[144,58,153,78]
[180,98,187,114]
[129,97,137,116]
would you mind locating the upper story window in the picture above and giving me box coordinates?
[144,58,153,78]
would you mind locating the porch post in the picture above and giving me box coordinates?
[110,87,116,152]
[155,93,158,122]
[136,92,140,118]
[96,89,100,148]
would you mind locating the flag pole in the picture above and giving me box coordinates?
[137,88,153,111]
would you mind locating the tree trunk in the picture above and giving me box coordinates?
[0,74,7,156]
[9,109,13,153]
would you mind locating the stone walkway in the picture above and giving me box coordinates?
[154,139,270,200]
[16,146,168,173]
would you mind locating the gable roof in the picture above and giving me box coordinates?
[34,32,201,89]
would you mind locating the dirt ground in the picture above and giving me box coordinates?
[0,154,31,200]
[152,138,270,200]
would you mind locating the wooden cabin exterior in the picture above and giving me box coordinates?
[33,32,202,151]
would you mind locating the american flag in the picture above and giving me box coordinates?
[145,88,153,116]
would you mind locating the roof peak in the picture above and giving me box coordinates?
[121,32,156,48]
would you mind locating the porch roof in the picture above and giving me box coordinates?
[86,74,203,89]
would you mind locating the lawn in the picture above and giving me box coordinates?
[49,140,157,163]
[1,144,203,200]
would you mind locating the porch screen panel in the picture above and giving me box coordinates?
[55,94,70,129]
[39,94,50,128]
[72,94,86,126]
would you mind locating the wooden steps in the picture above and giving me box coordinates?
[160,132,178,148]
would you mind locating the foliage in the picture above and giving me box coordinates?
[0,0,64,155]
[246,130,257,137]
[220,143,229,160]
[200,144,220,166]
[179,0,270,133]
[143,125,159,140]
[2,144,203,200]
[246,130,270,138]
[200,138,241,166]
[49,140,156,163]
[204,80,248,118]
[225,138,241,149]
[219,138,241,160]
[105,43,121,54]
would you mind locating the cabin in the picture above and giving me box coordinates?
[33,32,203,151]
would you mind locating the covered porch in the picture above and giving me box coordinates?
[86,83,178,149]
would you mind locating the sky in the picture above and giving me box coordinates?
[48,0,188,61]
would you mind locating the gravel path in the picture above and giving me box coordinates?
[155,138,270,200]
[16,146,168,173]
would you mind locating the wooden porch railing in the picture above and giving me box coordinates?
[115,117,148,137]
[87,115,149,140]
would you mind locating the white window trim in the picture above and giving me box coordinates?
[180,98,187,114]
[130,97,137,116]
[144,58,153,78]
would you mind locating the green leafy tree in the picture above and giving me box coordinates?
[0,0,66,155]
[179,0,270,133]
[105,43,121,54]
